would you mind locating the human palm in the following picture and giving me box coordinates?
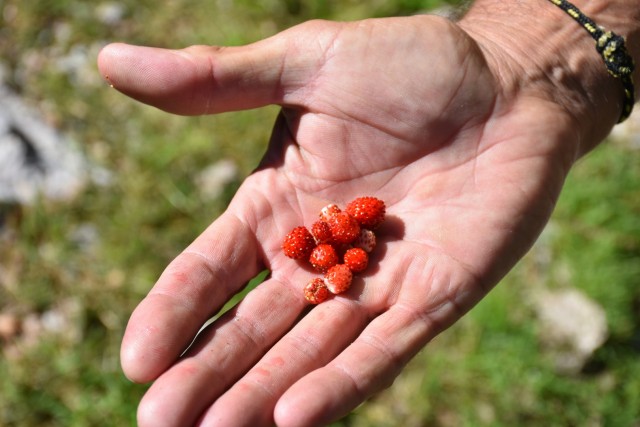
[99,15,577,426]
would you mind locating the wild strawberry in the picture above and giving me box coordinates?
[346,196,386,229]
[311,220,332,244]
[353,228,376,253]
[282,226,315,260]
[343,247,369,273]
[324,264,353,294]
[319,204,341,222]
[328,212,360,244]
[304,278,330,304]
[309,244,339,272]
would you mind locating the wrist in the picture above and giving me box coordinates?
[459,0,640,157]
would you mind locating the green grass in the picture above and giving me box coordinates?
[1,0,639,426]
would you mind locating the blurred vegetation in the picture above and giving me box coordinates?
[0,0,638,426]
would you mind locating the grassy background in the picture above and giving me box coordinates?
[1,0,639,426]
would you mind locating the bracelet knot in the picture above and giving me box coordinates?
[596,30,635,79]
[546,0,636,122]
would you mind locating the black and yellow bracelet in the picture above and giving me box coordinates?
[546,0,636,122]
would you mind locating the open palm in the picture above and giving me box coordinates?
[99,15,579,427]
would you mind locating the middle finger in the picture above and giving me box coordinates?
[196,296,373,426]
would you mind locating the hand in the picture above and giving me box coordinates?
[99,13,597,427]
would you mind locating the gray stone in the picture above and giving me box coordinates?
[610,107,640,150]
[0,85,108,205]
[534,288,609,374]
[195,158,239,201]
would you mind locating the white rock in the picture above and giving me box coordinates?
[195,159,239,200]
[534,288,608,373]
[610,107,640,150]
[95,2,126,26]
[0,85,110,204]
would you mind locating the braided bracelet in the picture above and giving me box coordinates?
[547,0,636,122]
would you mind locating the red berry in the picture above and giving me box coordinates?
[282,226,315,260]
[319,204,341,222]
[354,228,376,253]
[346,197,386,229]
[343,247,369,273]
[309,244,339,272]
[328,212,360,244]
[324,264,353,294]
[311,220,332,244]
[304,278,330,304]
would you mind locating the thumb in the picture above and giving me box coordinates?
[97,21,334,115]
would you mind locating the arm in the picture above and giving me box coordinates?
[461,0,640,154]
[98,1,640,426]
